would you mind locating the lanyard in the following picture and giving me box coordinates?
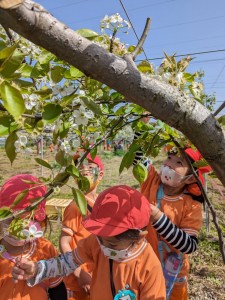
[156,184,184,299]
[109,259,116,298]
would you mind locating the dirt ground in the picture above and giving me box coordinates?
[0,147,224,299]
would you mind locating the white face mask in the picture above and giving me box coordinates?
[160,165,191,187]
[97,237,133,262]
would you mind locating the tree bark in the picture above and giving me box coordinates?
[0,0,225,186]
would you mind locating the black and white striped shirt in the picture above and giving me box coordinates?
[153,214,198,254]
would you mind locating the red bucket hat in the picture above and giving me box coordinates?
[86,153,104,171]
[0,174,47,222]
[82,185,151,237]
[73,152,104,171]
[185,148,211,185]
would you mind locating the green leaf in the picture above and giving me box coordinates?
[87,126,98,132]
[59,122,70,139]
[0,44,17,60]
[12,79,34,88]
[70,66,84,78]
[81,96,103,115]
[0,82,25,120]
[0,48,25,77]
[55,150,72,167]
[34,87,52,96]
[61,93,76,107]
[5,131,17,164]
[193,159,209,168]
[31,62,50,78]
[52,172,69,187]
[42,104,62,124]
[0,207,12,219]
[137,60,154,74]
[77,175,90,193]
[119,143,140,174]
[66,165,80,178]
[51,66,65,83]
[38,51,55,65]
[217,115,225,126]
[19,64,33,77]
[90,148,98,160]
[76,29,98,40]
[12,190,29,207]
[133,164,148,184]
[35,120,45,132]
[72,187,87,216]
[0,115,17,136]
[35,158,53,170]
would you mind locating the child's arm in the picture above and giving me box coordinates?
[12,251,82,286]
[150,204,198,254]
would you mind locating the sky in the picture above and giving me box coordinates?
[37,0,225,116]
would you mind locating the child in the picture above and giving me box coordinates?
[133,126,211,300]
[0,173,67,300]
[12,185,166,300]
[60,153,104,299]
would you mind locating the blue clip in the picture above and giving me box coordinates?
[114,289,136,300]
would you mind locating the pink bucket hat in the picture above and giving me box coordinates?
[0,174,47,221]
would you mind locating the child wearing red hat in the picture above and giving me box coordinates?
[12,185,166,300]
[0,174,67,300]
[60,153,104,300]
[133,125,211,300]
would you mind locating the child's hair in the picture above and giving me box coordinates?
[114,227,147,241]
[82,185,151,237]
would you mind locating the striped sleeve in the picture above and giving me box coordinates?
[152,214,198,254]
[27,251,82,287]
[133,131,152,167]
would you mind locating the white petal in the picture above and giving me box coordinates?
[29,225,37,235]
[34,231,43,238]
[22,229,30,237]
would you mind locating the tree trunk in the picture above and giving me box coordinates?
[0,0,225,186]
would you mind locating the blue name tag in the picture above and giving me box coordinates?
[114,289,136,300]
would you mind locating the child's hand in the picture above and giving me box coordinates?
[150,204,162,223]
[74,268,92,294]
[140,112,151,124]
[12,257,37,283]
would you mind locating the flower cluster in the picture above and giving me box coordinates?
[100,13,131,34]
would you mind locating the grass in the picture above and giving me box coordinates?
[0,147,225,299]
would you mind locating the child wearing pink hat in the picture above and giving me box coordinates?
[0,174,67,300]
[60,153,104,300]
[12,185,166,300]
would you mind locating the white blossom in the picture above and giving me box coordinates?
[22,224,43,240]
[52,85,75,97]
[175,72,183,84]
[73,106,94,126]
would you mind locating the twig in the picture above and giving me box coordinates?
[213,101,225,117]
[132,18,151,61]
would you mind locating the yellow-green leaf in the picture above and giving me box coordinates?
[0,82,25,120]
[133,164,148,184]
